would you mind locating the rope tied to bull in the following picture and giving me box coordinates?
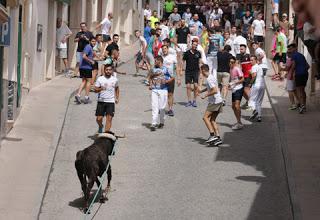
[83,135,118,220]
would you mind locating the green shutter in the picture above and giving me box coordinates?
[56,0,71,4]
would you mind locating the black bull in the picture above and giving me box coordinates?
[75,134,116,212]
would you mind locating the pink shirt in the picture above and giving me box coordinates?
[230,66,244,92]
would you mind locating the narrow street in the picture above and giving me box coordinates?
[39,59,292,220]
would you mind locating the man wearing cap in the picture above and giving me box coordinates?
[279,13,293,42]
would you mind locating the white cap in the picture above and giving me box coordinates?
[282,13,288,17]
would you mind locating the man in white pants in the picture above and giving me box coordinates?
[149,56,175,131]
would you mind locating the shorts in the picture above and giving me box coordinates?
[185,72,199,84]
[295,74,308,87]
[272,3,279,14]
[178,43,188,53]
[304,40,318,52]
[79,69,92,78]
[206,103,223,113]
[146,52,155,66]
[254,35,264,43]
[102,34,111,42]
[95,102,115,117]
[92,61,99,70]
[232,88,244,102]
[58,48,67,59]
[136,51,143,64]
[217,72,230,86]
[273,53,286,64]
[76,52,82,63]
[167,79,175,93]
[243,77,252,88]
[286,79,296,91]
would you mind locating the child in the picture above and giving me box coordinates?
[248,55,265,122]
[94,64,119,133]
[285,52,298,110]
[199,64,223,146]
[149,56,174,131]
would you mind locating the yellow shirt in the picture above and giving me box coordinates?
[150,16,159,29]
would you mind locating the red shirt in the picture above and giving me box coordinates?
[239,53,252,78]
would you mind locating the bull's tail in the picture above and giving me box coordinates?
[75,151,87,198]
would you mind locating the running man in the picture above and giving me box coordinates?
[149,56,174,131]
[199,64,223,146]
[183,39,202,107]
[94,64,119,133]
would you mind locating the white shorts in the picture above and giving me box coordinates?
[58,48,67,59]
[178,44,188,53]
[286,79,296,91]
[76,52,82,63]
[272,3,279,14]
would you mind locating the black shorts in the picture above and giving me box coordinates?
[79,69,92,78]
[95,102,115,117]
[185,72,199,84]
[102,34,111,42]
[232,88,244,102]
[243,77,252,88]
[273,53,287,63]
[92,61,99,70]
[254,35,264,43]
[136,52,143,64]
[295,74,308,87]
[167,79,175,93]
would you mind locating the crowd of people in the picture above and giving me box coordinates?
[132,0,311,146]
[57,0,315,147]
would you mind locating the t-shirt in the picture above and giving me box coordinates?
[169,13,181,23]
[144,26,152,43]
[255,48,268,69]
[239,53,252,78]
[106,42,119,55]
[251,64,265,88]
[217,51,233,73]
[303,22,317,41]
[230,2,239,15]
[150,16,159,29]
[163,54,177,77]
[183,49,201,73]
[80,44,94,70]
[164,1,175,13]
[158,47,177,56]
[206,73,223,104]
[291,52,309,76]
[230,66,244,93]
[242,15,253,34]
[252,19,265,36]
[100,18,112,35]
[225,20,231,32]
[144,9,152,19]
[176,27,190,44]
[233,35,248,55]
[160,24,170,40]
[182,12,192,24]
[56,24,72,49]
[151,66,171,90]
[207,34,224,57]
[189,20,203,36]
[276,33,287,53]
[75,31,94,52]
[95,75,119,103]
[139,36,147,53]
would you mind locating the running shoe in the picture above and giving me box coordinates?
[288,105,297,111]
[222,100,226,106]
[185,101,193,107]
[206,135,219,143]
[75,95,81,104]
[241,102,248,109]
[249,110,258,120]
[257,116,262,122]
[299,105,306,114]
[150,124,156,131]
[167,110,174,117]
[144,80,150,86]
[157,123,164,129]
[232,123,244,130]
[213,138,223,146]
[192,100,197,107]
[83,97,90,104]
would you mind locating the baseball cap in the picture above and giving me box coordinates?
[282,13,288,17]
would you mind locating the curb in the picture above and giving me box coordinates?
[36,84,77,220]
[265,79,302,220]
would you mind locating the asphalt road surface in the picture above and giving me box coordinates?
[39,60,292,220]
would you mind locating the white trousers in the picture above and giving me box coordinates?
[151,89,168,125]
[249,87,265,117]
[207,56,217,78]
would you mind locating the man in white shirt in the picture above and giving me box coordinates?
[252,41,268,76]
[160,19,170,41]
[144,4,152,20]
[251,13,265,46]
[233,29,249,58]
[94,64,119,133]
[230,1,238,23]
[134,30,148,76]
[96,13,113,43]
[56,18,72,76]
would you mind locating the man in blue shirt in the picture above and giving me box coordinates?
[75,37,96,104]
[207,28,224,79]
[149,56,174,131]
[288,43,310,114]
[144,20,152,44]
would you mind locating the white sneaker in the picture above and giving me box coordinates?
[232,123,244,130]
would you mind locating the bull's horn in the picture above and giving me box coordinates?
[98,133,117,141]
